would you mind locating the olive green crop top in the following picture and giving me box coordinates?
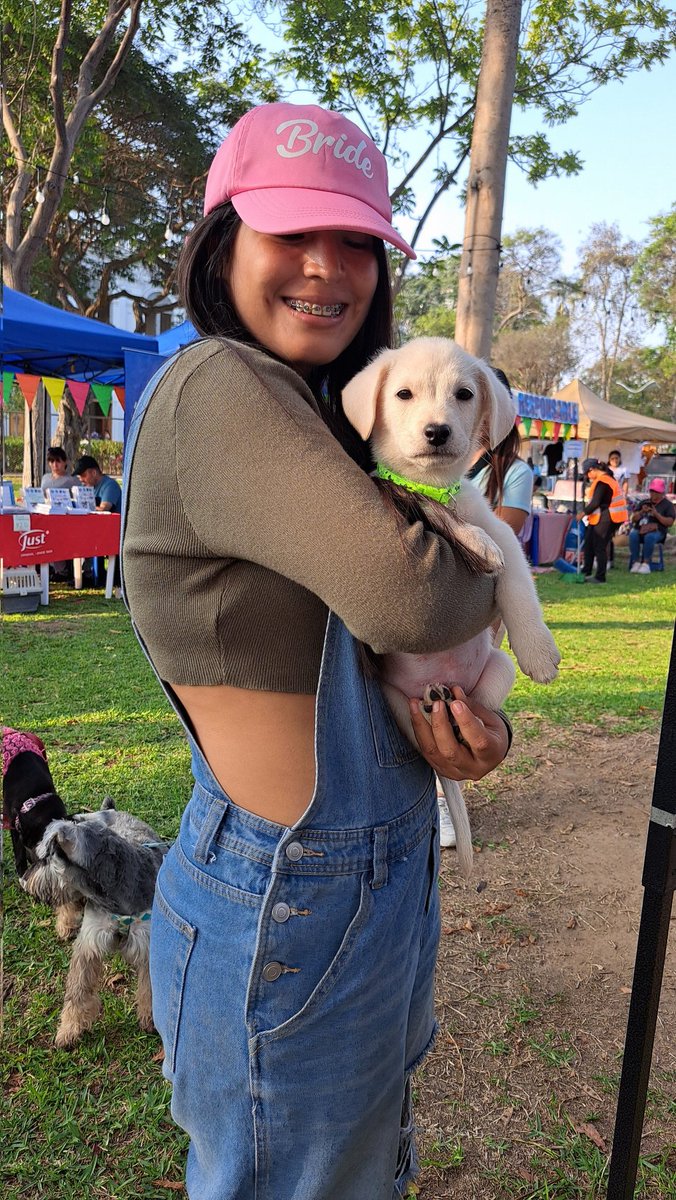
[122,338,497,692]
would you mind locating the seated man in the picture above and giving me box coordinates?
[73,455,122,588]
[628,479,675,573]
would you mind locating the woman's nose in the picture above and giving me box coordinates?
[303,234,345,279]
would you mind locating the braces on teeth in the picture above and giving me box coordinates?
[288,301,343,316]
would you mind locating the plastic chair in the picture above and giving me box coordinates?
[651,544,665,572]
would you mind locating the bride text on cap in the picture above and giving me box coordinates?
[275,120,374,179]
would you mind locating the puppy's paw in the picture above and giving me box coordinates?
[513,627,561,683]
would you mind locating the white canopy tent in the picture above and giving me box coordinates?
[554,379,676,464]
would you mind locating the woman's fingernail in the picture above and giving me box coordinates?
[433,700,441,713]
[451,701,465,716]
[409,699,418,714]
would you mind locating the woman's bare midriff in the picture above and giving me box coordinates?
[172,683,317,827]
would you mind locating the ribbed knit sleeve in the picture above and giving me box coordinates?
[172,340,496,654]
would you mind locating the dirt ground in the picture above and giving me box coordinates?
[414,724,676,1198]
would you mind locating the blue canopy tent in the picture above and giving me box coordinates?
[0,286,159,382]
[122,319,198,441]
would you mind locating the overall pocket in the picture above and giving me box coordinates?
[150,870,196,1076]
[251,870,375,1044]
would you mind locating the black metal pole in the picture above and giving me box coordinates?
[607,621,676,1199]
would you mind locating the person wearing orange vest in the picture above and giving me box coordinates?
[581,458,629,583]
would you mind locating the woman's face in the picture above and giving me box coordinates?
[49,458,66,476]
[228,225,380,375]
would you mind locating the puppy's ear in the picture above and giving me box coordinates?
[476,363,517,449]
[341,351,394,440]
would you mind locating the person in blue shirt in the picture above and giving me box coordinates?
[73,455,122,513]
[466,370,533,537]
[73,455,122,588]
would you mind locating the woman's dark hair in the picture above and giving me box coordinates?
[482,424,523,508]
[47,446,67,463]
[177,202,393,469]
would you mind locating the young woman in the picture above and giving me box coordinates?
[466,372,533,538]
[121,102,510,1200]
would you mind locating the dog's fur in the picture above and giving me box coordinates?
[21,796,168,1048]
[342,338,560,875]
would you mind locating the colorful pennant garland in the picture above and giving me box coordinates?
[1,369,121,415]
[91,383,113,416]
[67,380,90,416]
[43,376,66,410]
[16,374,42,408]
[2,371,15,406]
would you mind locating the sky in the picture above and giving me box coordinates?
[396,59,676,273]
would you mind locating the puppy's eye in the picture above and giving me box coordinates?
[456,387,474,401]
[396,388,413,400]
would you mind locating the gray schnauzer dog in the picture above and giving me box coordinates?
[21,797,168,1049]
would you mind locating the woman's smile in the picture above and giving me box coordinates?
[229,226,379,375]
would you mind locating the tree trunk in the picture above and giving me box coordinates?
[54,392,91,468]
[455,0,522,361]
[22,387,49,489]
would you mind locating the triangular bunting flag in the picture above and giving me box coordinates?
[2,371,15,406]
[522,417,532,436]
[16,373,41,409]
[43,376,66,410]
[67,379,90,416]
[91,383,113,416]
[113,385,125,410]
[552,422,561,439]
[562,423,571,439]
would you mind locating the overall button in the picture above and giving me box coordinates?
[262,961,283,982]
[285,841,304,862]
[272,902,291,923]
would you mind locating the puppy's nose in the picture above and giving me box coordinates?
[424,423,451,447]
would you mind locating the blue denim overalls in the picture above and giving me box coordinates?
[121,358,441,1200]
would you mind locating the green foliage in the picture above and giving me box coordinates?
[395,257,460,339]
[633,204,676,347]
[272,0,675,258]
[2,1,277,314]
[2,437,24,472]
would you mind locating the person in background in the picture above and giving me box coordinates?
[606,450,629,569]
[40,447,79,583]
[468,427,533,536]
[543,436,564,485]
[628,478,675,573]
[40,446,80,494]
[608,449,630,494]
[73,454,122,588]
[73,454,121,513]
[581,458,628,584]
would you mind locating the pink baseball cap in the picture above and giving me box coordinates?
[648,477,666,493]
[204,103,416,259]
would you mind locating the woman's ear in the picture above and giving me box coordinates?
[341,351,394,440]
[477,364,516,449]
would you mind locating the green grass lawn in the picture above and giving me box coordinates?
[1,568,674,1198]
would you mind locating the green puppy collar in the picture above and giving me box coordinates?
[374,463,460,505]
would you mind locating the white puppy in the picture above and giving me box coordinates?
[343,337,560,876]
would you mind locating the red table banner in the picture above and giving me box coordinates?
[0,513,121,566]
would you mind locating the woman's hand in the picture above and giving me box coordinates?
[408,686,509,781]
